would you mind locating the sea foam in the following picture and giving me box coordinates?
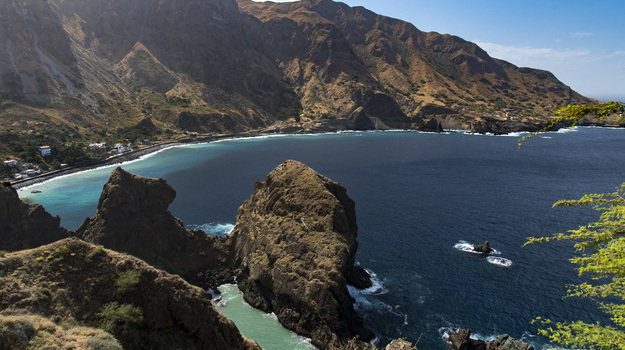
[453,240,501,255]
[187,222,234,236]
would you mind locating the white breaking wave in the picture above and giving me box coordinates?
[486,256,513,267]
[188,222,234,236]
[453,240,501,255]
[348,268,388,311]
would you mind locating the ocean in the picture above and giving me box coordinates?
[19,127,625,349]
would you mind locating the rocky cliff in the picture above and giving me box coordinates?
[0,182,69,251]
[75,167,232,288]
[0,0,595,153]
[0,237,261,350]
[229,160,373,349]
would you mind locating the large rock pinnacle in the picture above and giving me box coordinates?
[229,160,373,349]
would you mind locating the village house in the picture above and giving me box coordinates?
[3,159,17,167]
[88,142,107,149]
[114,143,132,154]
[38,146,51,157]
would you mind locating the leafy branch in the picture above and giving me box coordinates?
[518,101,624,148]
[526,182,625,349]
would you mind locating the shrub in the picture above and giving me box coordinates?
[114,271,141,295]
[97,302,144,334]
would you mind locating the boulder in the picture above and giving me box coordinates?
[448,329,534,350]
[386,339,418,350]
[473,241,493,254]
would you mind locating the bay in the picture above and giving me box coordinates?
[20,128,625,349]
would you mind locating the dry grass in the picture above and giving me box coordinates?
[0,313,122,350]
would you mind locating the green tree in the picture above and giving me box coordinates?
[525,101,625,349]
[518,101,624,147]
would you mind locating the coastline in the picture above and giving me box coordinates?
[10,131,259,190]
[14,124,615,191]
[10,127,412,190]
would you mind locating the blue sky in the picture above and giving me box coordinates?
[253,0,625,101]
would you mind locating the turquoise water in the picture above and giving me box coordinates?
[214,284,316,349]
[18,128,625,349]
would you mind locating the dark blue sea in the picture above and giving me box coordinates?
[20,127,625,349]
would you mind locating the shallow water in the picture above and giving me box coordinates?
[214,284,316,350]
[20,127,625,349]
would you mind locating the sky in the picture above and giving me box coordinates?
[253,0,625,102]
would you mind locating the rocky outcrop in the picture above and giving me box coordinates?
[75,167,231,288]
[386,339,418,350]
[0,182,69,251]
[448,329,534,350]
[473,241,493,254]
[0,238,260,350]
[421,117,444,132]
[229,160,373,349]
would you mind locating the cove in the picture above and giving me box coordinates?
[19,128,625,349]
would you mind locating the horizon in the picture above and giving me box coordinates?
[254,0,624,102]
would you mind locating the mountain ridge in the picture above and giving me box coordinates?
[0,0,596,160]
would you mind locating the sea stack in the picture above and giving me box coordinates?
[75,167,231,288]
[229,160,374,349]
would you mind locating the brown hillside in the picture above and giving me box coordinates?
[0,0,597,155]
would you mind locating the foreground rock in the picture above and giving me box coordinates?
[0,238,260,350]
[386,339,418,350]
[0,182,69,251]
[230,160,374,349]
[448,329,534,350]
[75,167,231,288]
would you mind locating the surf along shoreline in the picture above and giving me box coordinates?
[10,130,269,190]
[8,124,557,191]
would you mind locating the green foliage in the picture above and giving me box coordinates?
[97,302,144,334]
[526,182,625,349]
[20,197,35,204]
[85,245,105,263]
[518,101,625,147]
[115,270,141,295]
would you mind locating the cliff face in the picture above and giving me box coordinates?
[0,182,69,251]
[0,238,261,350]
[238,0,594,129]
[0,0,596,146]
[229,160,373,349]
[75,167,231,288]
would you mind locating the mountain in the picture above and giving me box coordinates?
[0,0,595,154]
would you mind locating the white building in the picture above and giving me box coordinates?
[38,146,51,157]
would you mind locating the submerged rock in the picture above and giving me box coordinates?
[0,182,69,251]
[229,160,374,349]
